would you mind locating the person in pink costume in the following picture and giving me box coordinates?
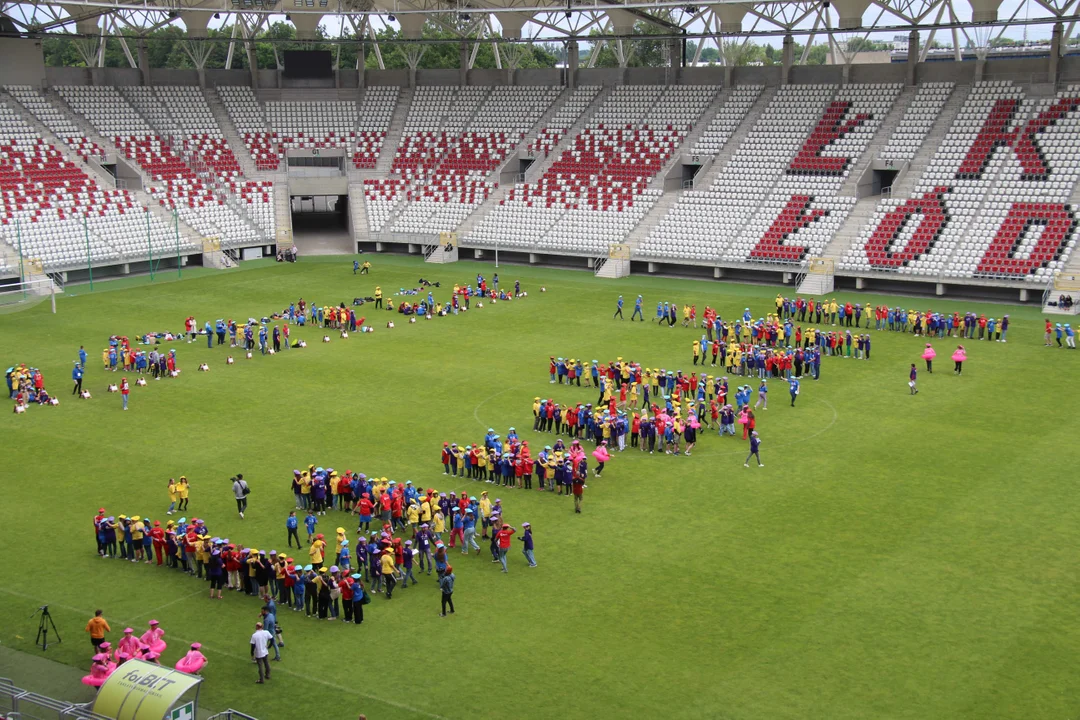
[141,620,167,654]
[951,345,967,375]
[921,343,936,373]
[142,650,161,665]
[175,642,207,674]
[82,653,113,688]
[591,441,610,478]
[115,628,141,664]
[97,642,118,673]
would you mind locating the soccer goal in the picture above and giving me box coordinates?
[0,277,61,314]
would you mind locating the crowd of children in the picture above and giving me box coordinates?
[16,272,528,414]
[637,295,1011,346]
[90,466,535,627]
[439,427,610,494]
[6,363,57,411]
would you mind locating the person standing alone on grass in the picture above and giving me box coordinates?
[233,475,250,518]
[85,610,110,651]
[631,295,644,321]
[744,430,763,468]
[439,565,455,617]
[250,621,272,684]
[909,364,918,395]
[72,363,83,395]
[119,377,129,410]
[613,295,624,320]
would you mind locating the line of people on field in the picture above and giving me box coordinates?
[441,429,601,507]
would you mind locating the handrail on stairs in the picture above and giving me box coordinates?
[1041,273,1057,309]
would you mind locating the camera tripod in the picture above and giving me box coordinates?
[32,605,61,650]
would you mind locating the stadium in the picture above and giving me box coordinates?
[1,0,1079,715]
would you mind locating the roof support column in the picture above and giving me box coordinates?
[1050,21,1062,85]
[906,29,919,86]
[137,40,151,86]
[459,41,469,86]
[782,33,793,85]
[568,39,578,89]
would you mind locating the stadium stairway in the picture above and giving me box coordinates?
[520,85,613,185]
[2,91,207,247]
[824,88,921,264]
[887,85,970,198]
[2,91,112,184]
[512,87,573,156]
[349,182,368,246]
[454,86,612,240]
[691,86,776,189]
[838,86,914,197]
[275,179,292,245]
[203,87,260,177]
[625,190,681,251]
[372,88,412,177]
[826,194,879,269]
[646,86,727,191]
[43,88,116,164]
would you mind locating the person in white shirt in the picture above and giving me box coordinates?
[232,475,249,518]
[250,622,273,683]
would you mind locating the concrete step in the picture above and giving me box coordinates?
[203,87,261,177]
[648,86,726,190]
[1,92,114,186]
[695,86,776,189]
[456,87,613,238]
[348,183,368,245]
[595,257,630,278]
[43,88,116,161]
[275,185,292,245]
[627,191,681,250]
[821,194,881,262]
[796,272,834,295]
[374,88,412,176]
[890,85,971,197]
[840,85,913,197]
[521,85,613,185]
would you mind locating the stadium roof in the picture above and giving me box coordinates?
[1,0,1075,55]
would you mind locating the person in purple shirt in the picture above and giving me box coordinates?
[744,431,763,468]
[909,364,918,395]
[519,522,537,567]
[207,548,225,600]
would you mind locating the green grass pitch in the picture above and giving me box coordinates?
[2,254,1079,720]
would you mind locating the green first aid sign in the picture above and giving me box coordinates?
[169,701,195,720]
[93,659,201,720]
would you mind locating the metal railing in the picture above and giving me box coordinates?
[0,678,112,720]
[207,710,259,720]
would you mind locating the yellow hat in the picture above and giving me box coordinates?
[250,548,258,554]
[132,516,141,522]
[336,527,346,534]
[118,514,127,520]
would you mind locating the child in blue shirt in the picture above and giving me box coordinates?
[287,511,300,548]
[304,511,317,543]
